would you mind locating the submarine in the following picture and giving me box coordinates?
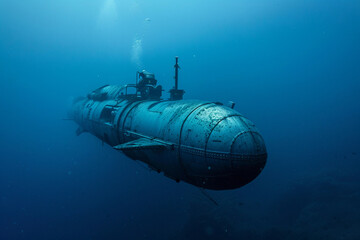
[69,57,267,190]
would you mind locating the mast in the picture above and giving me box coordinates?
[174,56,179,90]
[170,56,185,100]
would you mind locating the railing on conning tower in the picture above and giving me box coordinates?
[87,57,184,102]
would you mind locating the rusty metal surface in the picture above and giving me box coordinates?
[69,85,267,190]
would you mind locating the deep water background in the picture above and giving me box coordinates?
[1,1,360,239]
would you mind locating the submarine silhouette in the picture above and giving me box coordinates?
[69,57,267,190]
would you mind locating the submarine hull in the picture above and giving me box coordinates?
[69,90,267,190]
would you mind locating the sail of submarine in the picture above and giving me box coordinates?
[69,57,267,190]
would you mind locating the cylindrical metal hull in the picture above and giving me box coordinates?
[70,95,267,190]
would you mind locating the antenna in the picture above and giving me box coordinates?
[174,56,179,90]
[169,56,185,100]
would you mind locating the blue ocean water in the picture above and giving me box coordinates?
[0,1,359,239]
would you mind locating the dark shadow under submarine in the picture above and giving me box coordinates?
[69,57,267,190]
